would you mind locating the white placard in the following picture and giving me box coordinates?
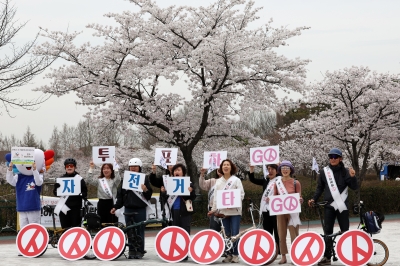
[56,177,82,196]
[216,189,242,209]
[92,146,115,164]
[269,193,301,215]
[166,176,191,195]
[203,151,227,168]
[122,171,146,192]
[11,147,35,165]
[250,145,280,166]
[154,148,178,166]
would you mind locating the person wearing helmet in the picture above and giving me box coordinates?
[308,148,358,265]
[110,158,152,259]
[87,160,121,223]
[53,158,88,228]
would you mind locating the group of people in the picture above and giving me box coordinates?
[6,147,358,265]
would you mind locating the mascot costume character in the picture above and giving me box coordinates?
[5,149,55,229]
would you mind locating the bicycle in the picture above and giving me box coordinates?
[0,200,17,234]
[82,196,171,260]
[311,201,389,266]
[42,204,67,248]
[213,198,278,265]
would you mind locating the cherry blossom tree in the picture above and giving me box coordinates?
[0,0,53,115]
[282,66,400,187]
[34,0,309,189]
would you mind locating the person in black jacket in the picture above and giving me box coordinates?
[150,163,196,261]
[248,164,280,255]
[53,158,88,228]
[308,148,358,266]
[110,158,152,259]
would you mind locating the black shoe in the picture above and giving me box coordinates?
[128,255,136,259]
[182,256,188,261]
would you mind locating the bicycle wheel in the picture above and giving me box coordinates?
[367,239,389,266]
[264,245,278,265]
[83,229,97,260]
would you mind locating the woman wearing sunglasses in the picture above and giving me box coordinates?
[308,148,358,266]
[53,158,88,229]
[273,160,302,264]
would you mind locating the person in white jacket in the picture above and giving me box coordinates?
[199,168,222,231]
[207,159,245,263]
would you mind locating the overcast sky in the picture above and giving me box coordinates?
[2,0,400,147]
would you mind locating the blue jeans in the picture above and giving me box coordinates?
[124,207,147,253]
[222,215,241,256]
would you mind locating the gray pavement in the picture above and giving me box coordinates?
[0,219,398,266]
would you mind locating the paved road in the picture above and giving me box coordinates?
[1,219,398,265]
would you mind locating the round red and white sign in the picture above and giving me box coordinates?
[189,229,225,264]
[291,232,325,266]
[335,229,374,266]
[155,226,190,263]
[16,223,49,258]
[238,229,276,266]
[57,227,92,261]
[92,227,126,261]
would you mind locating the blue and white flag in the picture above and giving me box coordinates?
[312,157,319,173]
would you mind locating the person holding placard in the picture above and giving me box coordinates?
[110,158,152,259]
[272,160,303,265]
[199,168,222,232]
[207,159,245,263]
[160,164,196,234]
[87,161,121,223]
[53,158,88,228]
[308,148,358,266]
[248,163,280,256]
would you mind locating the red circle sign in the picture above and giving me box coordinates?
[16,223,49,258]
[335,229,374,266]
[155,226,190,262]
[58,227,92,261]
[290,232,325,266]
[238,229,276,266]
[92,227,126,261]
[189,229,225,264]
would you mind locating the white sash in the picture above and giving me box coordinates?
[133,190,155,213]
[223,175,238,190]
[324,166,348,213]
[163,175,179,206]
[54,196,70,215]
[99,178,113,200]
[275,177,301,227]
[260,177,277,212]
[54,175,82,215]
[208,184,216,206]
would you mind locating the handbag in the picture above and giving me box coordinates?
[185,199,193,212]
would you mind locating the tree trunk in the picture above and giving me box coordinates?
[181,148,200,194]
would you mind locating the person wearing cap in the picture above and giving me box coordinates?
[110,158,153,259]
[308,148,357,266]
[53,158,88,229]
[248,164,280,256]
[87,161,121,223]
[273,160,302,264]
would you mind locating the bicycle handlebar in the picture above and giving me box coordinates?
[310,201,328,208]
